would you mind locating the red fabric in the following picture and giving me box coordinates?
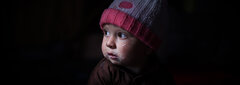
[119,1,133,9]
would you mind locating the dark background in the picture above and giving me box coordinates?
[2,0,238,85]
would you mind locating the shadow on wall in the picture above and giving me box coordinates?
[3,0,111,85]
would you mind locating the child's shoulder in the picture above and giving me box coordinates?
[95,58,117,70]
[91,58,120,76]
[88,58,122,85]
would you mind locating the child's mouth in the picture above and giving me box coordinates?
[107,53,118,59]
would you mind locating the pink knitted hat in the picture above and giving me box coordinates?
[100,0,163,50]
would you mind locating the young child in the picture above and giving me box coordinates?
[88,0,175,85]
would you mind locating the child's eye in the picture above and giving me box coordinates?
[117,32,127,39]
[103,30,110,36]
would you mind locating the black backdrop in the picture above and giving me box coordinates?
[2,0,237,85]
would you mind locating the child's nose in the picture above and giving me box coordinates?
[106,36,116,49]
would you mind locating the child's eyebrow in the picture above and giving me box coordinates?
[102,24,111,30]
[102,26,108,30]
[118,29,128,33]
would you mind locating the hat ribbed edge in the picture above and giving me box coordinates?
[100,8,161,50]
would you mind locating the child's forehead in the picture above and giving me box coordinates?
[103,24,125,31]
[103,24,137,38]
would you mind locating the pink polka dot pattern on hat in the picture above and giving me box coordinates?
[119,1,133,9]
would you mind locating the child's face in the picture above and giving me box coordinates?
[101,24,150,67]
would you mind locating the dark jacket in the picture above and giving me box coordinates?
[88,56,175,85]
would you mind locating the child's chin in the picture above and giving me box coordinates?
[109,59,121,65]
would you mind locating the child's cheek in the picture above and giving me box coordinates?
[121,43,127,47]
[119,40,132,56]
[120,40,128,48]
[101,38,107,56]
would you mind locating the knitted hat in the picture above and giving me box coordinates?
[100,0,164,50]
